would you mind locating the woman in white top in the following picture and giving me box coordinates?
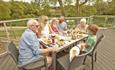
[38,15,50,37]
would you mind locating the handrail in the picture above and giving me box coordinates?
[1,15,115,24]
[0,17,90,24]
[0,18,38,24]
[0,52,8,58]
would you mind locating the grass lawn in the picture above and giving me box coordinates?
[0,27,26,39]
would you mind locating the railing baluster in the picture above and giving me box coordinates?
[3,23,10,41]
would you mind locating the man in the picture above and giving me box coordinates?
[58,16,67,32]
[18,19,55,66]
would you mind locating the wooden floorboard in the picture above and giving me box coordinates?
[0,54,10,70]
[0,53,18,70]
[0,28,115,70]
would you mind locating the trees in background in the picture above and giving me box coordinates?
[0,0,115,20]
[0,1,11,20]
[105,0,115,15]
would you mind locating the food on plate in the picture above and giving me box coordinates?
[58,39,65,46]
[41,37,52,44]
[55,34,60,41]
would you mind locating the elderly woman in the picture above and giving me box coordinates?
[77,18,88,33]
[18,19,57,67]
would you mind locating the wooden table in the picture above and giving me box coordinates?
[52,35,88,70]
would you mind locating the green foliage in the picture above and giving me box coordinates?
[0,0,115,21]
[10,2,24,19]
[39,4,50,16]
[0,1,11,20]
[64,5,76,17]
[80,5,97,16]
[106,0,115,15]
[67,20,76,28]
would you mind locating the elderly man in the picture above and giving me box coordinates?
[18,19,55,66]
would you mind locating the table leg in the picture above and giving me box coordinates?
[52,52,56,70]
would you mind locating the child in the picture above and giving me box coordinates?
[69,24,98,61]
[79,24,99,52]
[49,18,60,34]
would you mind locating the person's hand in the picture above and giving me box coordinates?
[47,47,54,52]
[80,43,86,51]
[52,47,59,52]
[47,47,59,52]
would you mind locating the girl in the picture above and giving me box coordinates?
[49,18,60,34]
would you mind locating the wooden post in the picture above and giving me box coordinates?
[3,23,10,40]
[9,23,17,40]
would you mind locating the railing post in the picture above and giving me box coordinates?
[3,23,10,40]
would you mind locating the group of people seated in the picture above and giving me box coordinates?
[18,15,99,69]
[18,15,68,69]
[36,15,67,38]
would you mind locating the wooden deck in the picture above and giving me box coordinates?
[0,28,115,70]
[0,52,18,70]
[85,28,115,70]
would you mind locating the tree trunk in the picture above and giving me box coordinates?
[76,0,80,17]
[58,0,65,16]
[75,0,88,24]
[75,0,88,17]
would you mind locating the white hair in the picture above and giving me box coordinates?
[80,18,86,23]
[27,19,38,28]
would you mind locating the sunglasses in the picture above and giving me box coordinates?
[31,25,40,28]
[36,25,40,28]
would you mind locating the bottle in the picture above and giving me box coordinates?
[51,34,55,45]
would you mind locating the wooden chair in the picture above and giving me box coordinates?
[83,34,104,70]
[0,41,18,70]
[7,41,48,70]
[57,50,92,70]
[57,34,104,70]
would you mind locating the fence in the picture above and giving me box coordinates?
[0,15,115,45]
[90,15,115,27]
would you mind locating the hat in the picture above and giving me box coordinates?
[80,18,86,23]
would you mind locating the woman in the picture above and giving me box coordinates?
[38,15,50,37]
[77,18,88,33]
[49,18,60,34]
